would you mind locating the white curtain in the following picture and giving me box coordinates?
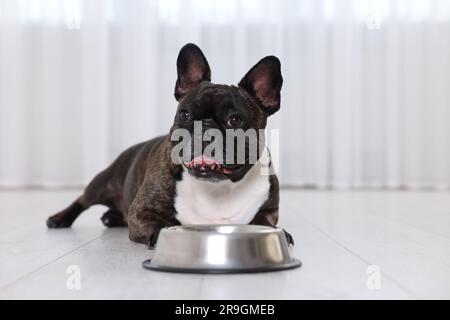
[0,0,449,189]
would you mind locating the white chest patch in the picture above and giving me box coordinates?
[174,161,270,225]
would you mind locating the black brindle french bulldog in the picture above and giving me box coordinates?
[47,43,293,248]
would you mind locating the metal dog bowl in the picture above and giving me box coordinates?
[142,225,301,274]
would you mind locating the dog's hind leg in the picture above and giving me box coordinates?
[46,168,119,229]
[46,142,145,229]
[46,195,90,228]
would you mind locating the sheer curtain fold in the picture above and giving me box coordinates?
[0,0,449,189]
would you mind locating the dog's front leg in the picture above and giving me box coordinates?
[250,209,294,246]
[128,207,164,249]
[127,186,180,249]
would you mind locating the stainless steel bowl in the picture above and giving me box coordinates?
[142,225,301,273]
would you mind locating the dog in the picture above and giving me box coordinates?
[47,43,293,248]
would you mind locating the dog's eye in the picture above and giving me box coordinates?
[179,110,191,122]
[226,115,243,128]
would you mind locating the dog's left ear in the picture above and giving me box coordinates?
[174,43,211,101]
[238,56,283,115]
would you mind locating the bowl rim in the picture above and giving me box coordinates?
[165,224,281,235]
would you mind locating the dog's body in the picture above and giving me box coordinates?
[47,43,292,247]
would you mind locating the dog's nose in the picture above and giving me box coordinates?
[203,128,217,141]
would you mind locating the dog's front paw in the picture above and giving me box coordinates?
[283,229,294,246]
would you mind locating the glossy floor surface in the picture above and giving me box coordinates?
[1,189,449,299]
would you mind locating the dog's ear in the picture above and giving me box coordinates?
[174,43,211,101]
[238,56,283,115]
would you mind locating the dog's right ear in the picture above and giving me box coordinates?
[174,43,211,101]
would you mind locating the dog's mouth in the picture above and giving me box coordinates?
[182,155,244,178]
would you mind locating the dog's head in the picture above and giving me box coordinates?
[170,43,282,182]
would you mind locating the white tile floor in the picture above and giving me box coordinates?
[1,188,449,299]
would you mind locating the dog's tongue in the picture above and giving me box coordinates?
[190,155,218,166]
[187,155,233,175]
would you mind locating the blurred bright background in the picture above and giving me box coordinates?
[0,0,449,189]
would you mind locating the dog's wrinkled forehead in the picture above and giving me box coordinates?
[183,82,260,118]
[195,83,241,107]
[199,83,234,103]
